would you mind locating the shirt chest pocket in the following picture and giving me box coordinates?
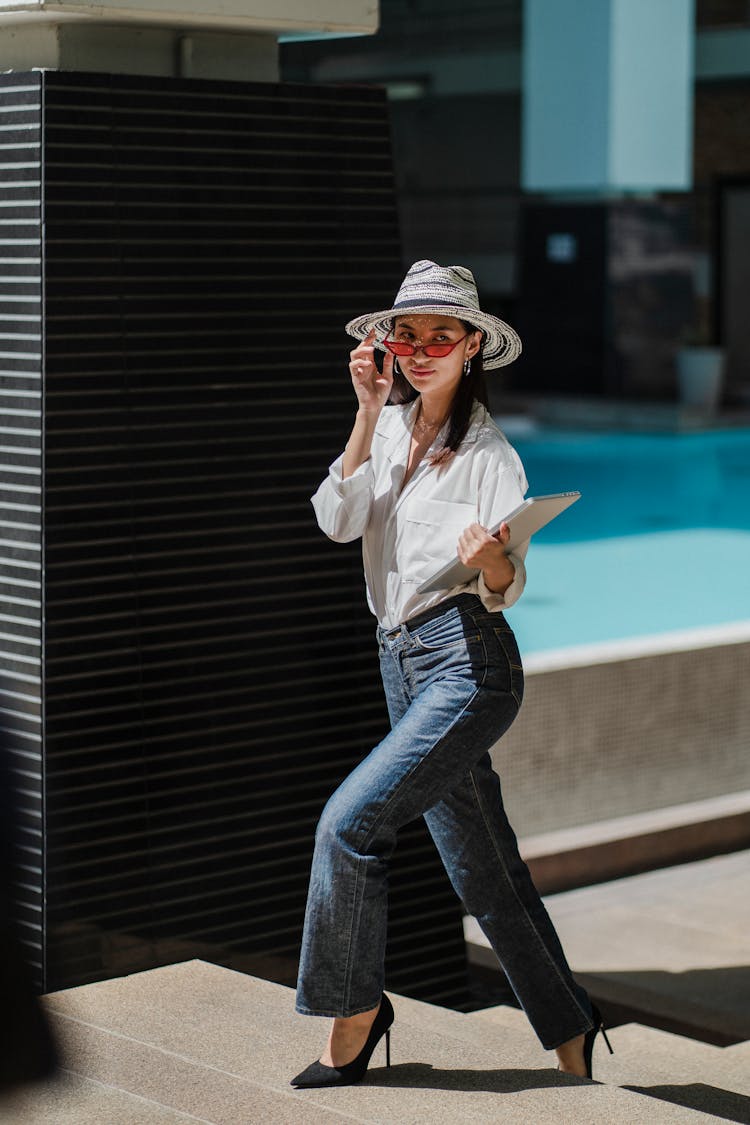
[400,497,476,572]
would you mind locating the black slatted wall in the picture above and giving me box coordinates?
[0,72,44,985]
[0,69,470,1006]
[0,76,44,984]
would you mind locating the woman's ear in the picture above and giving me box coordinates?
[466,331,482,358]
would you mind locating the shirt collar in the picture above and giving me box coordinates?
[463,402,487,445]
[376,399,487,462]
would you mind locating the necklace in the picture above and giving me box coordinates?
[413,408,446,438]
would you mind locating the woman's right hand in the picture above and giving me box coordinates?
[349,328,394,414]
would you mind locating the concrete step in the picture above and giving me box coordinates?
[472,1006,750,1118]
[597,1023,750,1125]
[468,1004,530,1031]
[11,959,729,1124]
[605,1023,750,1095]
[518,789,750,895]
[466,849,750,1046]
[0,1071,208,1125]
[484,1007,750,1120]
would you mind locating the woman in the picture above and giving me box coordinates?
[292,261,611,1089]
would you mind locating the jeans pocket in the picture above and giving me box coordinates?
[411,613,480,653]
[492,627,524,705]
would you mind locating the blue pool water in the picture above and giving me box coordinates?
[498,425,750,656]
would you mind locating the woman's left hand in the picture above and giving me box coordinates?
[457,522,515,594]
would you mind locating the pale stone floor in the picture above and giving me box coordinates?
[466,848,750,1045]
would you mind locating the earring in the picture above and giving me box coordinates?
[463,358,472,377]
[393,358,402,377]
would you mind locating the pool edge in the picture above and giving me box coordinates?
[522,619,750,672]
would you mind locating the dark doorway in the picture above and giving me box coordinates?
[717,177,750,405]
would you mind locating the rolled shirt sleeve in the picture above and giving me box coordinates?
[477,545,528,611]
[311,453,375,543]
[475,451,530,613]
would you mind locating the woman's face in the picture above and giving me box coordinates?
[391,314,482,399]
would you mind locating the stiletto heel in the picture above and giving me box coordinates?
[583,1002,614,1080]
[291,993,395,1089]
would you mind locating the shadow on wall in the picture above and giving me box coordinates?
[0,732,59,1094]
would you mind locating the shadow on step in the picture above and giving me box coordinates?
[362,1064,592,1093]
[624,1084,750,1125]
[361,1066,750,1122]
[469,963,750,1046]
[575,965,750,1046]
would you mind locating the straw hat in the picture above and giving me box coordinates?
[345,259,522,370]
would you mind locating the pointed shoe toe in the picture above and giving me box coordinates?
[290,1060,346,1089]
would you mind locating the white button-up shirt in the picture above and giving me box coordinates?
[311,399,530,630]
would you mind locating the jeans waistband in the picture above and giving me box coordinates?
[380,593,483,640]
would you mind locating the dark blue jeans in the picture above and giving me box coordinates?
[296,593,593,1049]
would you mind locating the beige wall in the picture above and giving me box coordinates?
[493,640,750,836]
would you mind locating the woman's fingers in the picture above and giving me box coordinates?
[457,523,505,565]
[348,329,392,407]
[350,331,386,382]
[350,329,377,377]
[351,329,376,355]
[457,523,484,563]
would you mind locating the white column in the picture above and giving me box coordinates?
[522,0,694,193]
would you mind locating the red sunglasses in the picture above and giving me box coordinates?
[382,332,469,358]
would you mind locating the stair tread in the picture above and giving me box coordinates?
[725,1041,750,1057]
[40,960,732,1124]
[469,1005,529,1031]
[0,1070,218,1125]
[471,1008,750,1105]
[466,851,750,1045]
[46,1006,362,1125]
[472,1007,748,1079]
[609,1024,749,1091]
[46,960,527,1061]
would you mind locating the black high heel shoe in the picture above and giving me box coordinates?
[583,1002,614,1079]
[290,993,394,1089]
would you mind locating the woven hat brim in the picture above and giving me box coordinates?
[345,303,522,370]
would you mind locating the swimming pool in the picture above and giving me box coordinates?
[497,424,750,659]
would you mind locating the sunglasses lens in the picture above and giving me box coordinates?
[383,336,465,357]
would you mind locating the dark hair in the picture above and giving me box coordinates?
[387,318,489,464]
